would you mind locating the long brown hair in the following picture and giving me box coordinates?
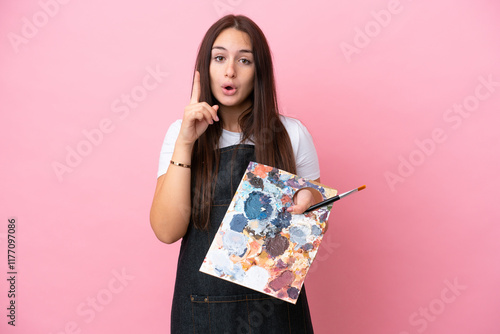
[191,15,296,229]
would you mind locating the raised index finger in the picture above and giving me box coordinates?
[190,71,201,104]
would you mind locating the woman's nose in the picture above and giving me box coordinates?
[225,62,236,78]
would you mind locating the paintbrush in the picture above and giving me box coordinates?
[304,185,366,213]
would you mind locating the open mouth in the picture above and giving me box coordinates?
[222,84,237,95]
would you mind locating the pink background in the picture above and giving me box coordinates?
[1,0,499,333]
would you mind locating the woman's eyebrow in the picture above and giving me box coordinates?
[212,46,253,54]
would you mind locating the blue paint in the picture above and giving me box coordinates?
[253,219,271,236]
[268,168,285,188]
[289,225,310,247]
[210,250,246,281]
[271,211,292,230]
[244,191,273,220]
[230,214,248,232]
[311,225,322,236]
[302,243,313,251]
[230,263,245,281]
[209,249,234,277]
[286,178,301,188]
[222,230,248,257]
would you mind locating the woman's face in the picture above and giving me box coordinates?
[209,28,255,111]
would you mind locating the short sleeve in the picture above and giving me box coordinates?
[280,116,321,180]
[157,119,182,178]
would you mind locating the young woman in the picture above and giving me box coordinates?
[150,14,323,333]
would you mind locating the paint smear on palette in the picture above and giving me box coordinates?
[200,161,337,304]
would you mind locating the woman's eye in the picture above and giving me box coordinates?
[214,55,224,62]
[240,59,252,65]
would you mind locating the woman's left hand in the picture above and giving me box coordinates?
[287,186,330,231]
[287,187,324,215]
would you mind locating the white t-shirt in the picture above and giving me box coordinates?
[157,115,320,180]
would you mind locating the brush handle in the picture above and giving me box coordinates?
[304,195,340,213]
[304,186,363,213]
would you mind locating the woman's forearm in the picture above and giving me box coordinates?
[150,141,194,244]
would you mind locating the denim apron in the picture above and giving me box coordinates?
[171,145,314,334]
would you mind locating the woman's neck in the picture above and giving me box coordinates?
[218,100,252,133]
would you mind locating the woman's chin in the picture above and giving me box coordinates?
[217,98,243,108]
[217,96,253,110]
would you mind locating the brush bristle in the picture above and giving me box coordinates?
[358,185,366,191]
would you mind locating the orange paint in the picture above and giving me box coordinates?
[281,194,292,205]
[253,163,273,178]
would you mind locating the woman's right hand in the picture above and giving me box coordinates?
[177,71,219,146]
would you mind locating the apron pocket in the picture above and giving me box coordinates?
[190,293,292,334]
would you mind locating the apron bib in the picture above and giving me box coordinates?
[171,145,314,333]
